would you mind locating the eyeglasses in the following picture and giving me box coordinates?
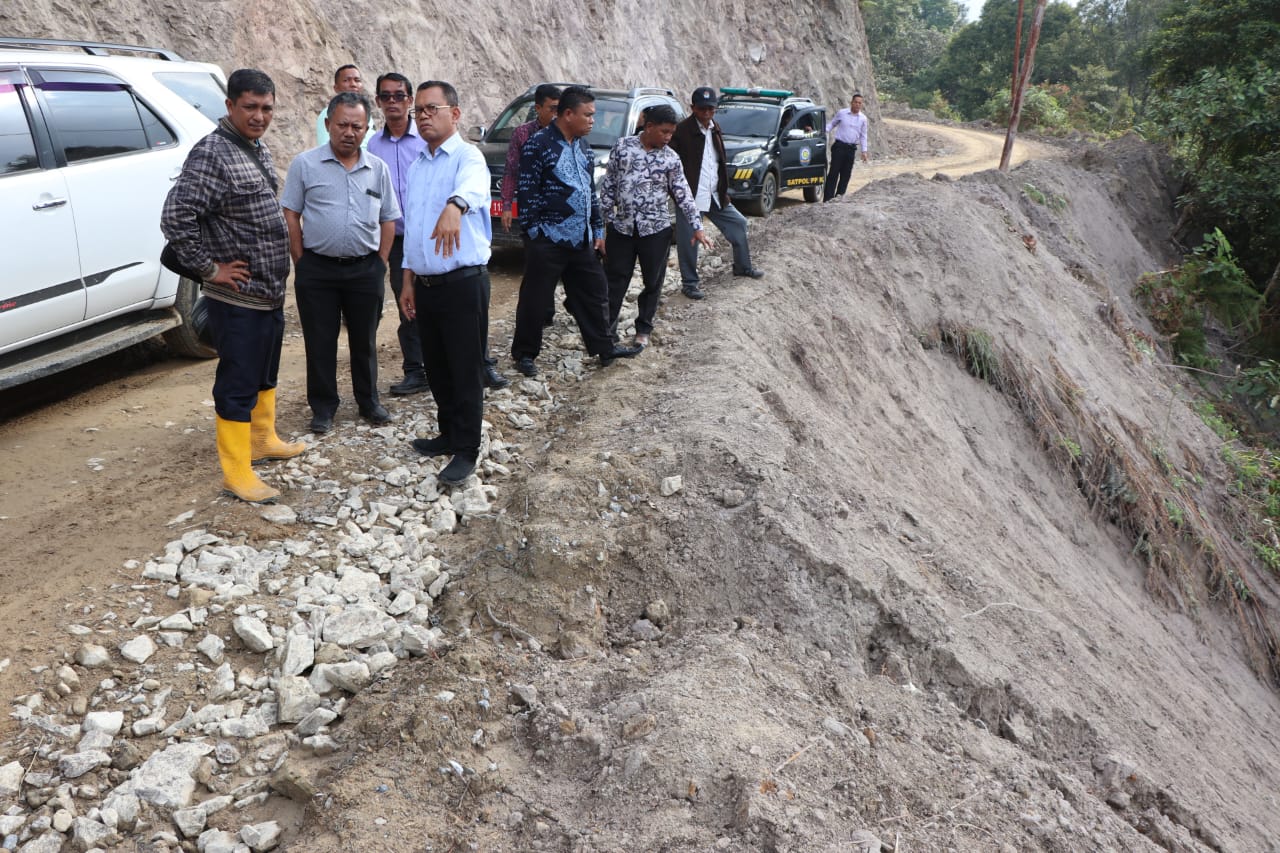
[377,91,410,102]
[410,103,452,118]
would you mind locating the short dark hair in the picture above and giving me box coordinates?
[558,85,594,115]
[327,91,372,120]
[417,80,459,107]
[641,104,678,127]
[851,92,864,100]
[227,69,275,102]
[533,84,562,106]
[334,64,358,85]
[376,72,412,95]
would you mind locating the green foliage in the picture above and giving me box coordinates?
[1135,229,1259,364]
[865,0,965,104]
[1145,0,1280,287]
[983,85,1071,132]
[931,0,1083,118]
[1232,360,1280,411]
[1022,182,1069,211]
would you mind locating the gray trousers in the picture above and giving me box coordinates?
[675,199,752,285]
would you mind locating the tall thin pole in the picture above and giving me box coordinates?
[1000,0,1048,171]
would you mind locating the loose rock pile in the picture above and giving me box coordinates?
[0,267,678,852]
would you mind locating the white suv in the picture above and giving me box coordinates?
[0,38,228,390]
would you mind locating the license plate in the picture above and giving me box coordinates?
[490,200,515,217]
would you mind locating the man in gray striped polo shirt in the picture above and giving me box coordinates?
[283,91,401,434]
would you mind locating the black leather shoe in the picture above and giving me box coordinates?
[309,413,333,434]
[515,356,538,377]
[599,345,643,366]
[390,371,430,395]
[360,403,393,425]
[438,454,476,486]
[682,285,705,300]
[411,436,452,457]
[483,364,510,389]
[733,267,765,278]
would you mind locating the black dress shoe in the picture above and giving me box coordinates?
[599,344,643,366]
[515,356,538,377]
[390,371,430,395]
[733,267,765,278]
[682,285,705,300]
[309,413,333,434]
[360,403,393,425]
[437,454,476,486]
[411,436,452,457]
[483,364,510,389]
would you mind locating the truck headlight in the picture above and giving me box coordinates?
[732,148,764,166]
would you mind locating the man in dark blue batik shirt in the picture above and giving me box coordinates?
[508,86,641,377]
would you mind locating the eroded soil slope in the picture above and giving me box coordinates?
[290,139,1280,851]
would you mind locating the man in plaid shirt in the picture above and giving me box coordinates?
[161,68,301,504]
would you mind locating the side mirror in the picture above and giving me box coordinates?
[785,128,806,141]
[467,124,487,142]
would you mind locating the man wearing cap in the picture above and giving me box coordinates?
[823,93,869,201]
[670,86,763,300]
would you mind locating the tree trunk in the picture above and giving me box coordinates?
[999,0,1048,172]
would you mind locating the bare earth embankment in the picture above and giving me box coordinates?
[3,126,1279,852]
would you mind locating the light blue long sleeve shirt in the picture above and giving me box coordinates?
[403,131,493,275]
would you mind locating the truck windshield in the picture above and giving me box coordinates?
[715,103,779,138]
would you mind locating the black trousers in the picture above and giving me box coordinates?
[206,298,284,422]
[387,235,423,375]
[824,141,857,200]
[511,237,614,359]
[415,268,486,460]
[294,250,385,417]
[604,224,672,339]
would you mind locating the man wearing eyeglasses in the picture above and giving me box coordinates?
[316,64,375,147]
[398,82,492,487]
[367,73,429,397]
[283,91,401,435]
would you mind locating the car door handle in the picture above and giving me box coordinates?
[32,197,68,210]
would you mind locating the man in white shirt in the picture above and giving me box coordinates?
[823,93,870,201]
[670,87,763,300]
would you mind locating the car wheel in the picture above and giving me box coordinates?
[745,170,779,217]
[804,184,822,203]
[162,276,217,359]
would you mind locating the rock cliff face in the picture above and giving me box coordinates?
[3,0,877,165]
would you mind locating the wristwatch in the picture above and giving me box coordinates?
[447,195,469,213]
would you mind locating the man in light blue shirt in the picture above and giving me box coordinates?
[398,81,493,487]
[823,93,870,201]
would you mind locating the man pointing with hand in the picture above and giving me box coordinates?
[399,80,493,487]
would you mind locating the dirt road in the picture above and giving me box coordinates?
[0,118,1045,725]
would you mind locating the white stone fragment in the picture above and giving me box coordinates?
[320,605,394,648]
[71,816,112,851]
[119,635,157,664]
[173,806,207,837]
[232,616,274,652]
[107,741,213,809]
[241,820,282,851]
[59,749,110,779]
[0,760,23,796]
[386,590,416,616]
[197,828,239,853]
[279,632,314,677]
[660,475,683,496]
[276,676,322,724]
[76,644,110,668]
[294,708,338,736]
[452,486,491,515]
[82,711,124,736]
[314,661,371,693]
[158,612,195,632]
[197,633,225,664]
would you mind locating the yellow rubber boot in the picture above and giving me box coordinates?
[217,416,281,503]
[250,388,306,462]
